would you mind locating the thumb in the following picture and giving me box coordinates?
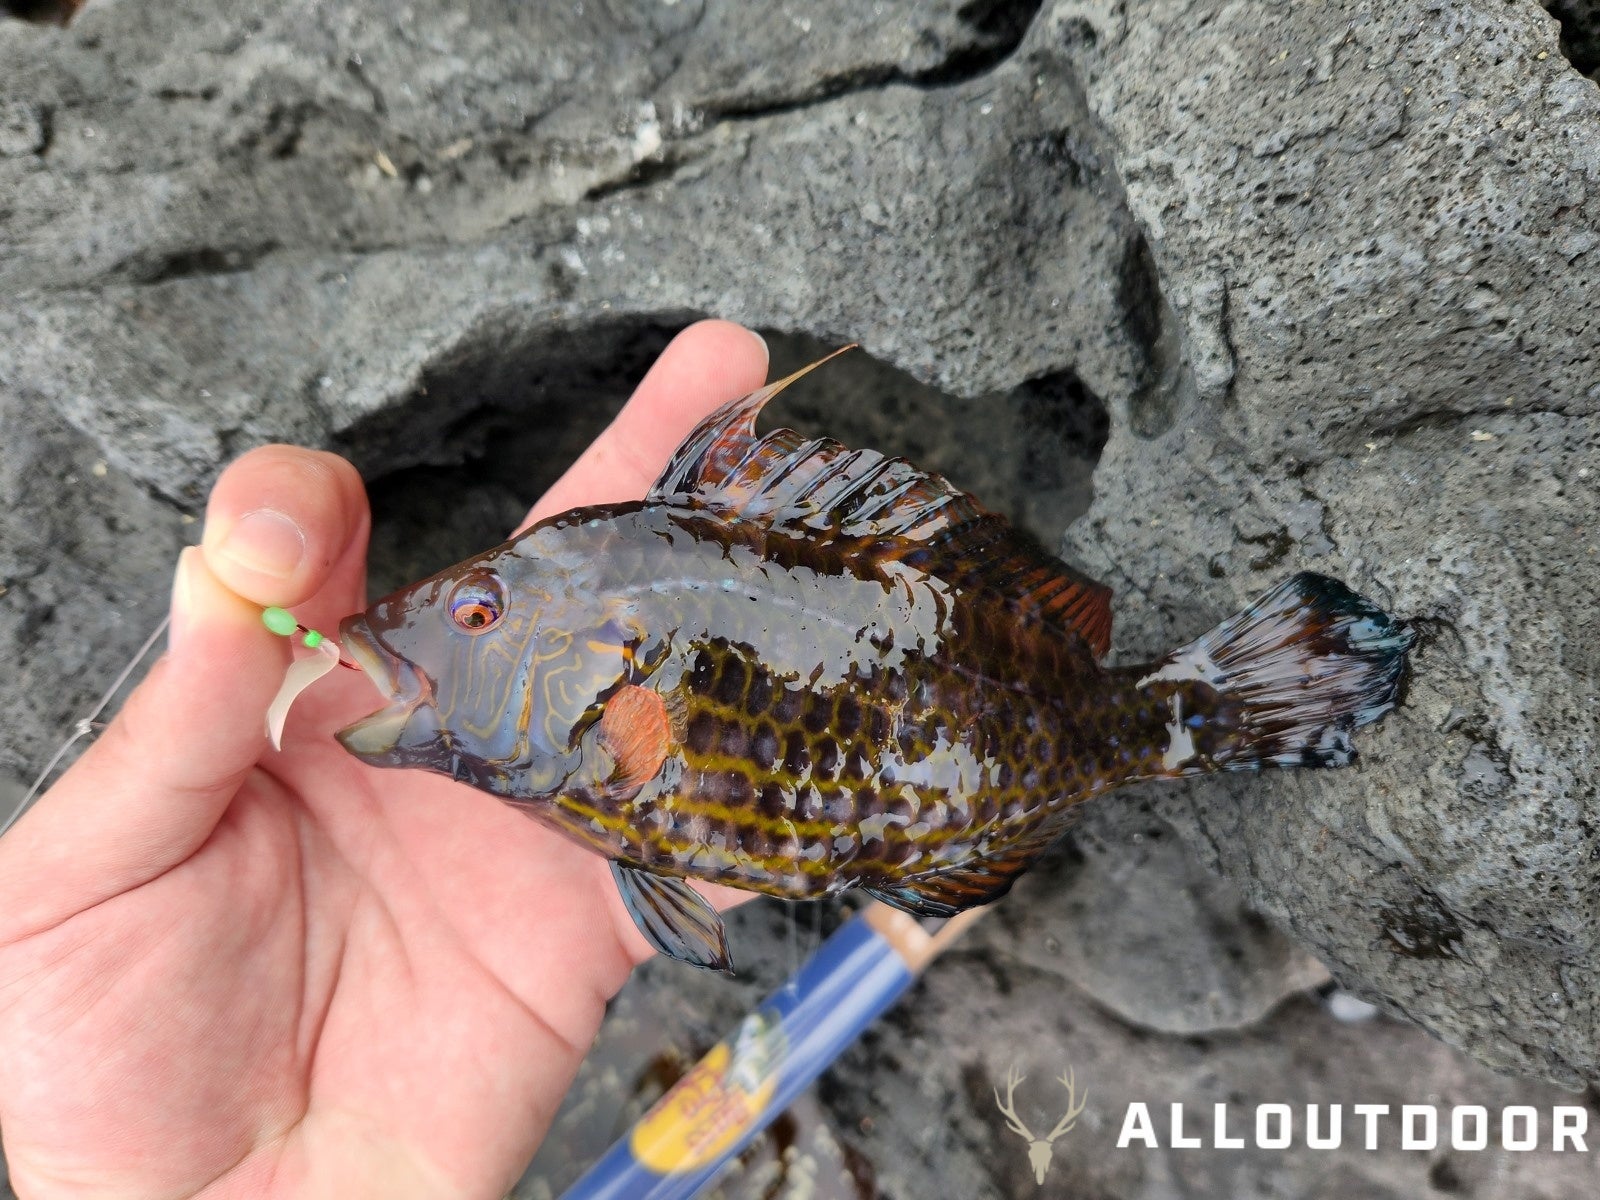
[0,447,368,941]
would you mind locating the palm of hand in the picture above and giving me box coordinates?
[0,322,769,1198]
[1,679,631,1198]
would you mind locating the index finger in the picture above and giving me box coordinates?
[518,319,769,531]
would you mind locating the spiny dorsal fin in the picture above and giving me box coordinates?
[649,345,858,503]
[650,350,1114,658]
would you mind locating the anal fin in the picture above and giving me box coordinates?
[862,819,1074,918]
[611,862,733,973]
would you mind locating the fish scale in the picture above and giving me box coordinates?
[562,511,1095,895]
[336,353,1417,971]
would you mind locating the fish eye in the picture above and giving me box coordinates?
[447,571,507,634]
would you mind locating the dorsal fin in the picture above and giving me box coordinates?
[649,345,858,503]
[650,350,1114,658]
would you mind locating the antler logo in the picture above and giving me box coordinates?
[993,1064,1089,1184]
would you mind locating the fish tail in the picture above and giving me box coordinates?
[1140,572,1415,771]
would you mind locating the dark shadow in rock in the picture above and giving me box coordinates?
[349,316,685,596]
[1118,231,1185,439]
[700,0,1047,121]
[118,242,282,287]
[3,0,80,24]
[1545,0,1600,77]
[353,318,1109,599]
[926,0,1049,84]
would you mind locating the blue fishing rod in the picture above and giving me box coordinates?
[557,903,982,1200]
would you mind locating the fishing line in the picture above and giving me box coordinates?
[1,603,362,836]
[1,612,172,838]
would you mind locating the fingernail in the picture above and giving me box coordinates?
[743,327,769,366]
[169,547,198,655]
[213,508,305,581]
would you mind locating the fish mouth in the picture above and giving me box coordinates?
[334,616,423,761]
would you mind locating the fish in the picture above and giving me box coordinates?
[335,353,1416,972]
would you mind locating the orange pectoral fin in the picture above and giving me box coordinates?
[597,683,673,793]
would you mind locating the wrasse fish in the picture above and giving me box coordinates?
[337,353,1415,971]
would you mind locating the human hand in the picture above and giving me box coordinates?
[0,320,770,1199]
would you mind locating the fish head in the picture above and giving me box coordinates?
[334,544,534,785]
[335,526,650,800]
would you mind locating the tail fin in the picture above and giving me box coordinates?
[1141,572,1415,770]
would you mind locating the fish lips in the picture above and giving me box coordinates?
[334,616,429,765]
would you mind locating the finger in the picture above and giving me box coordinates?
[520,319,769,529]
[0,450,371,941]
[201,445,370,622]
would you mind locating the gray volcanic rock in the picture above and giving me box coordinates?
[2,8,1598,1191]
[972,811,1332,1036]
[0,0,1134,761]
[1047,0,1600,1087]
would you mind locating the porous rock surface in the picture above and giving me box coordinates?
[1053,0,1600,1090]
[1,0,1598,1191]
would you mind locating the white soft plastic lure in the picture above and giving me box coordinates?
[266,635,343,751]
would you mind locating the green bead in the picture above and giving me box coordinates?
[262,606,297,637]
[302,629,324,649]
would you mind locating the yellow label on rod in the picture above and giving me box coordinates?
[631,1009,786,1174]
